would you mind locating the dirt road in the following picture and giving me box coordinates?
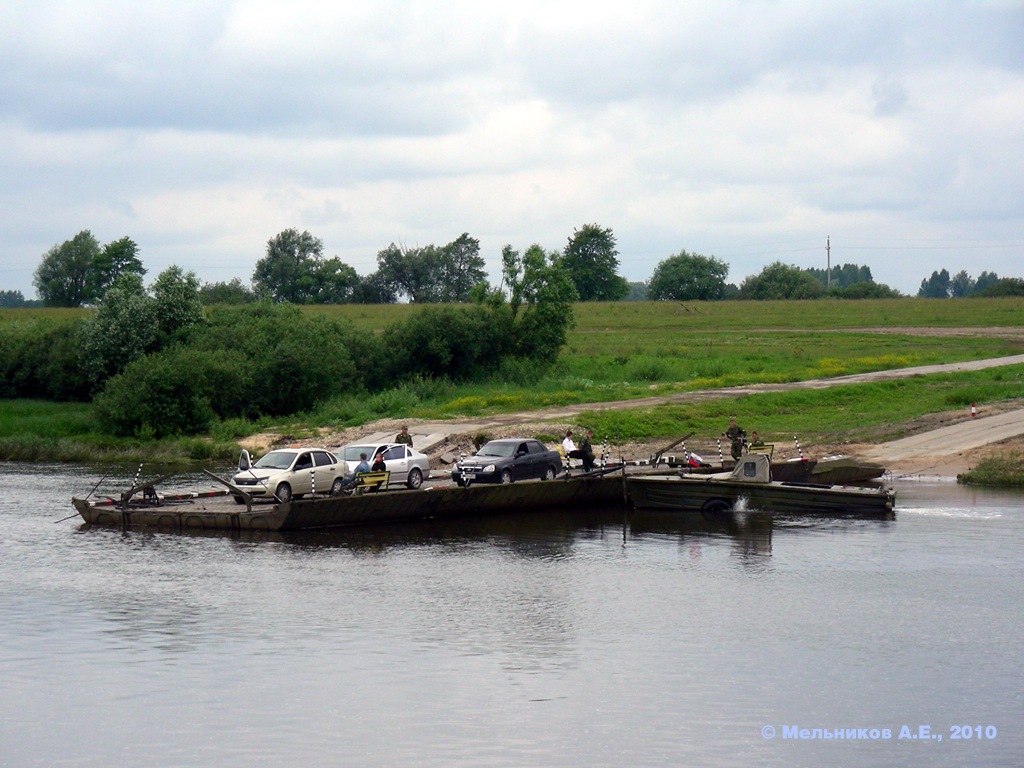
[401,353,1024,436]
[860,409,1024,478]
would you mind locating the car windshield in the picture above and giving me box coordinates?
[342,446,374,461]
[476,442,516,458]
[252,451,296,470]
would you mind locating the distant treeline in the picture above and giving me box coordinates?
[9,227,1023,309]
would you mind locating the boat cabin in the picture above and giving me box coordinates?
[708,452,772,483]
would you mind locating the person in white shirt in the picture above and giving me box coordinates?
[562,430,576,454]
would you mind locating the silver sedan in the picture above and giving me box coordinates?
[339,442,432,489]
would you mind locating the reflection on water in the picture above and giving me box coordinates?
[2,462,1022,768]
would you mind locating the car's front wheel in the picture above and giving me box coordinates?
[500,469,513,484]
[331,478,345,496]
[276,483,293,503]
[543,466,556,481]
[407,467,423,490]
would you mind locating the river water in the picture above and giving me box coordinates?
[1,462,1021,768]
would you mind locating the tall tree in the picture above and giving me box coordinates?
[0,290,26,308]
[376,233,487,303]
[33,231,145,307]
[560,224,628,301]
[974,271,1001,293]
[89,237,145,298]
[352,271,398,304]
[252,229,324,303]
[151,266,204,342]
[806,263,874,289]
[497,244,577,364]
[78,272,157,389]
[313,258,362,304]
[917,269,952,298]
[33,230,101,307]
[439,233,487,302]
[376,243,442,303]
[648,251,729,301]
[950,270,976,298]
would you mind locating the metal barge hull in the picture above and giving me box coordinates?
[72,471,630,531]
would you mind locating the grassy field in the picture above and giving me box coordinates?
[2,298,1024,474]
[300,297,1024,332]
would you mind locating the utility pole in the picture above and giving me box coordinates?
[826,236,831,290]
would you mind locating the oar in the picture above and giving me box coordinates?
[53,511,83,524]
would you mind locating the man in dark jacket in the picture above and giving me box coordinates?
[724,417,746,460]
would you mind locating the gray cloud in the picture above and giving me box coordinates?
[2,0,1022,298]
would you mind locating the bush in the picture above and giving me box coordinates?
[381,305,504,382]
[0,318,90,400]
[193,302,364,416]
[95,351,220,438]
[958,452,1024,487]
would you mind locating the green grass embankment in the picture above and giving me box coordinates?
[2,298,1023,474]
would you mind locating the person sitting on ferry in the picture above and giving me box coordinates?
[342,452,371,487]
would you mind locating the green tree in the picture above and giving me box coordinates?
[381,305,501,382]
[0,316,90,400]
[950,270,976,298]
[313,258,361,303]
[78,272,157,389]
[33,231,145,307]
[738,262,826,300]
[0,290,26,308]
[647,251,729,301]
[497,243,577,364]
[973,277,1024,297]
[830,281,903,299]
[376,233,487,303]
[560,224,628,301]
[438,233,488,301]
[917,269,952,298]
[199,278,256,305]
[806,263,874,289]
[376,243,439,303]
[89,237,145,298]
[974,271,1001,293]
[352,271,398,304]
[252,228,324,303]
[151,266,204,343]
[33,230,101,307]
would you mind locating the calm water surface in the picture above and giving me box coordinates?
[1,463,1021,768]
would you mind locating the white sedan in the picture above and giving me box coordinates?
[232,447,344,502]
[339,442,431,489]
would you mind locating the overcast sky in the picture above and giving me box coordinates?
[2,1,1022,299]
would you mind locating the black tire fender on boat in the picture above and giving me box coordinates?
[702,498,732,514]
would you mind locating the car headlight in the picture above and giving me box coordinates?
[483,464,496,473]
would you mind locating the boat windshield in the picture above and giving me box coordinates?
[252,451,297,470]
[476,442,516,458]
